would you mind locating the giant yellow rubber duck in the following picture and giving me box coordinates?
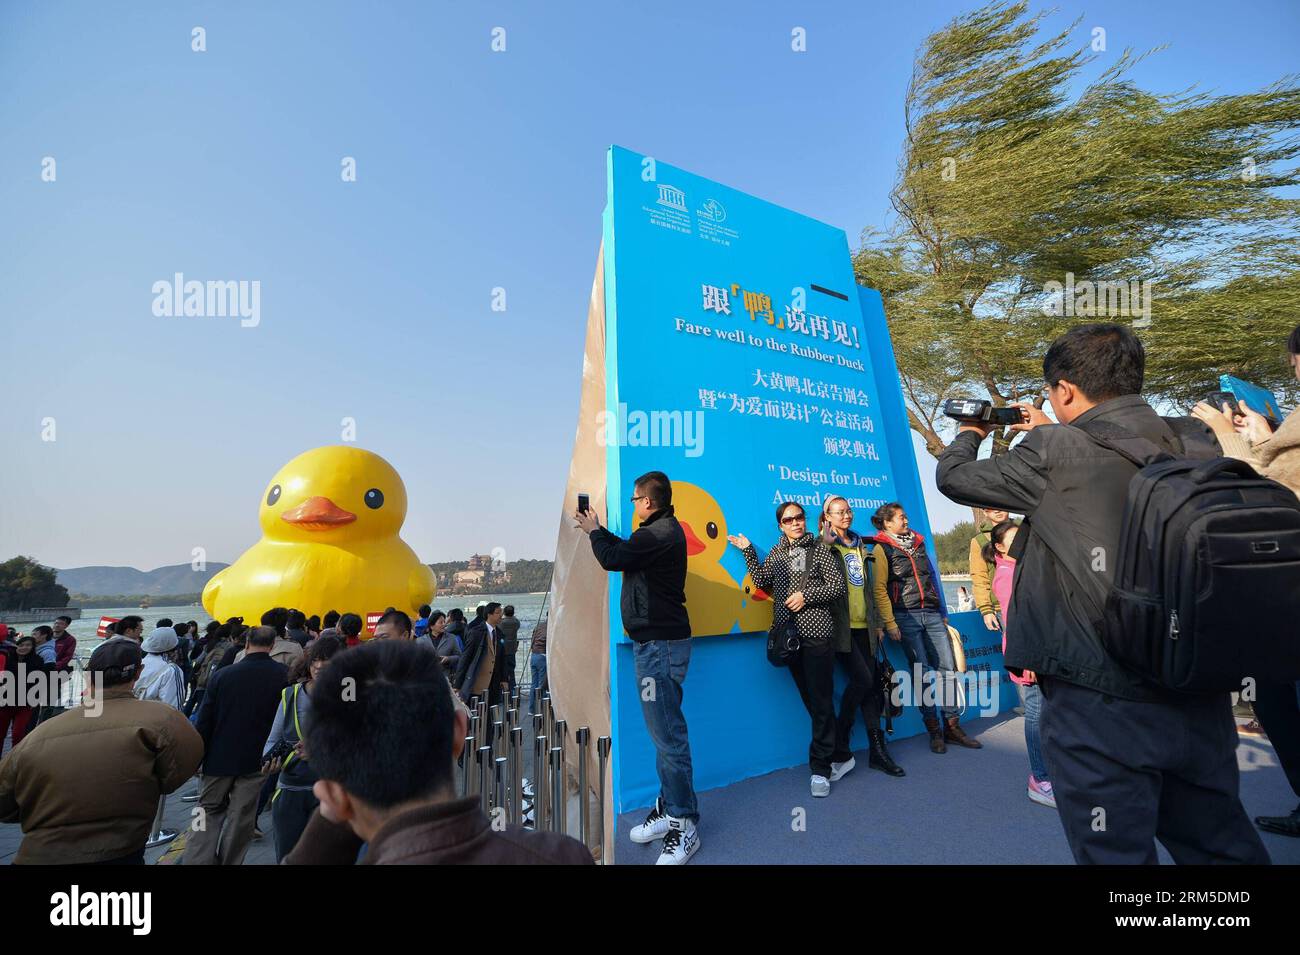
[663,481,751,638]
[202,446,436,623]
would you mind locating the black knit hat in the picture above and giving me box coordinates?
[87,637,143,681]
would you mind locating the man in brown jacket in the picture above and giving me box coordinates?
[285,640,592,865]
[0,639,204,864]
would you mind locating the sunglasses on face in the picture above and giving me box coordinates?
[780,515,806,526]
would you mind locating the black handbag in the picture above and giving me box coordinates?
[765,544,809,667]
[766,617,800,668]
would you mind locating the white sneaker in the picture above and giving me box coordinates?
[829,756,855,782]
[630,797,671,843]
[811,774,831,797]
[145,828,179,848]
[655,817,699,865]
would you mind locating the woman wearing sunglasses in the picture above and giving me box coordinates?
[729,501,846,797]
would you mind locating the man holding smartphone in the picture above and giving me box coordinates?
[575,470,699,865]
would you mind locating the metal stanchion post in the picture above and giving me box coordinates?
[534,734,549,830]
[555,719,568,831]
[477,745,492,815]
[494,756,508,822]
[550,747,565,835]
[576,726,591,847]
[597,736,611,864]
[510,726,523,826]
[492,719,504,761]
[461,734,475,797]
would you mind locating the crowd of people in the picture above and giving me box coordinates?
[0,603,561,865]
[574,320,1300,866]
[0,616,79,746]
[2,320,1297,869]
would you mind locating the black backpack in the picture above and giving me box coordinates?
[1075,419,1300,693]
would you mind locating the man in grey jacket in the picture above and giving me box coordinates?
[936,322,1268,865]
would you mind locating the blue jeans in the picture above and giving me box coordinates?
[529,652,547,714]
[895,609,959,722]
[632,638,698,822]
[1022,682,1048,780]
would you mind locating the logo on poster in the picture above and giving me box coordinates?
[697,198,726,223]
[656,184,687,212]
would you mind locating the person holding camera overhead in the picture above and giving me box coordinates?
[1192,322,1300,840]
[730,501,847,798]
[936,322,1268,865]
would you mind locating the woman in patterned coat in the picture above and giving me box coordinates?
[730,501,846,798]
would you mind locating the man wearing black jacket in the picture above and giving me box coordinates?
[576,470,698,865]
[183,625,288,865]
[936,323,1268,865]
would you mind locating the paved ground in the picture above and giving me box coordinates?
[614,714,1300,865]
[4,713,1295,865]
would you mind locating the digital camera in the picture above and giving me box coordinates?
[943,398,1028,427]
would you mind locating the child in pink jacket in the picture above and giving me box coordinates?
[985,520,1054,809]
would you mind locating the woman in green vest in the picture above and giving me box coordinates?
[262,634,344,861]
[819,496,905,778]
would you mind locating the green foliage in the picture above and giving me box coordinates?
[931,521,978,574]
[503,559,555,594]
[855,1,1300,458]
[426,559,554,595]
[0,557,71,611]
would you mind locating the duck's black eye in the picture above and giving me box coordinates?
[364,488,385,510]
[266,484,281,507]
[706,521,719,539]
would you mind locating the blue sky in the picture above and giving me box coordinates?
[2,0,1296,570]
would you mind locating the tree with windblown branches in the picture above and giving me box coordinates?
[855,0,1300,458]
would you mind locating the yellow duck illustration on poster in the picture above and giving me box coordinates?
[661,481,771,637]
[202,446,436,624]
[737,571,774,633]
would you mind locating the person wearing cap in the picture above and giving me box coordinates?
[136,627,188,710]
[136,628,189,847]
[0,638,204,864]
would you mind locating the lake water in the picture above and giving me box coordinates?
[56,593,552,665]
[46,579,971,670]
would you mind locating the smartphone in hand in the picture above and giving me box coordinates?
[577,492,590,514]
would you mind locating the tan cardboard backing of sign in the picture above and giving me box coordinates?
[548,242,615,862]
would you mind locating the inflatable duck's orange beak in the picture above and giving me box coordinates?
[749,585,770,601]
[281,496,356,531]
[679,521,707,557]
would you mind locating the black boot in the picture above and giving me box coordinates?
[923,716,947,754]
[944,716,983,749]
[868,728,906,777]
